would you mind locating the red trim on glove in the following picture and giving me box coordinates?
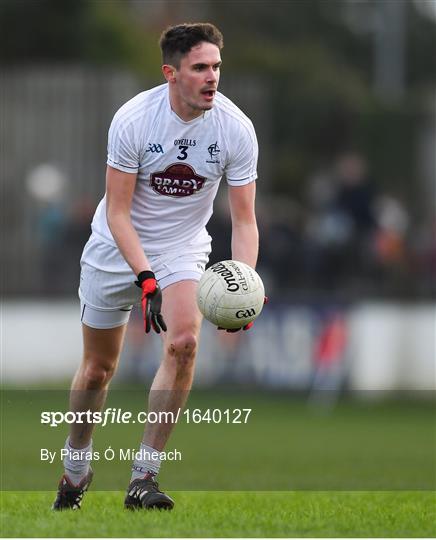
[140,278,157,296]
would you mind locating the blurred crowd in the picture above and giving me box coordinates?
[32,151,434,300]
[210,151,435,300]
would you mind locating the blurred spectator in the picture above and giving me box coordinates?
[26,163,69,295]
[36,194,95,295]
[38,201,68,295]
[373,194,409,266]
[308,308,348,410]
[334,152,376,237]
[304,151,378,292]
[256,195,305,294]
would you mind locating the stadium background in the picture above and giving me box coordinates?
[1,0,435,537]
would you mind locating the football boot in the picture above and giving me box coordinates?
[52,469,93,510]
[124,476,174,510]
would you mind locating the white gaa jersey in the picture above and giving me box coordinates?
[90,83,258,255]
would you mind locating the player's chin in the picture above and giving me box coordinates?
[200,93,216,109]
[201,103,214,111]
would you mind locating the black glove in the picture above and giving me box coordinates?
[135,271,167,334]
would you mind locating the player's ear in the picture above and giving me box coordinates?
[162,64,177,83]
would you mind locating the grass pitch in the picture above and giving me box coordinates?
[2,389,435,536]
[1,490,435,537]
[3,390,435,491]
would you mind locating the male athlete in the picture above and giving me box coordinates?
[53,22,259,511]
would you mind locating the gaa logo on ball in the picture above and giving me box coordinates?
[197,260,265,330]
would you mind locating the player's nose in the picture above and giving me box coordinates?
[205,68,217,84]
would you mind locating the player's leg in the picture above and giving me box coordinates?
[125,279,202,510]
[67,245,138,455]
[144,279,202,449]
[53,236,140,509]
[53,311,130,511]
[68,322,128,447]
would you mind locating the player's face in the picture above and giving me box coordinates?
[171,42,221,120]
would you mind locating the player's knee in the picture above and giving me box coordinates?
[167,333,197,368]
[83,361,115,388]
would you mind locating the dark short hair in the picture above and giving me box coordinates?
[159,23,223,68]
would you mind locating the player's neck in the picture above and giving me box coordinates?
[169,92,205,122]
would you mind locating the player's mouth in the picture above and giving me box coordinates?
[201,89,216,102]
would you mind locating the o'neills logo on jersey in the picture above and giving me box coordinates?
[150,163,206,197]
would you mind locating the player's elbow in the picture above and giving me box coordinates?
[106,207,131,239]
[106,206,129,227]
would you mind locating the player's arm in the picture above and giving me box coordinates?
[106,165,166,333]
[106,165,151,275]
[228,181,259,269]
[222,181,263,333]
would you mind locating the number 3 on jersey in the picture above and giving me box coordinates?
[177,145,188,160]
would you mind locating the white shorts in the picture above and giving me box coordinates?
[79,234,210,329]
